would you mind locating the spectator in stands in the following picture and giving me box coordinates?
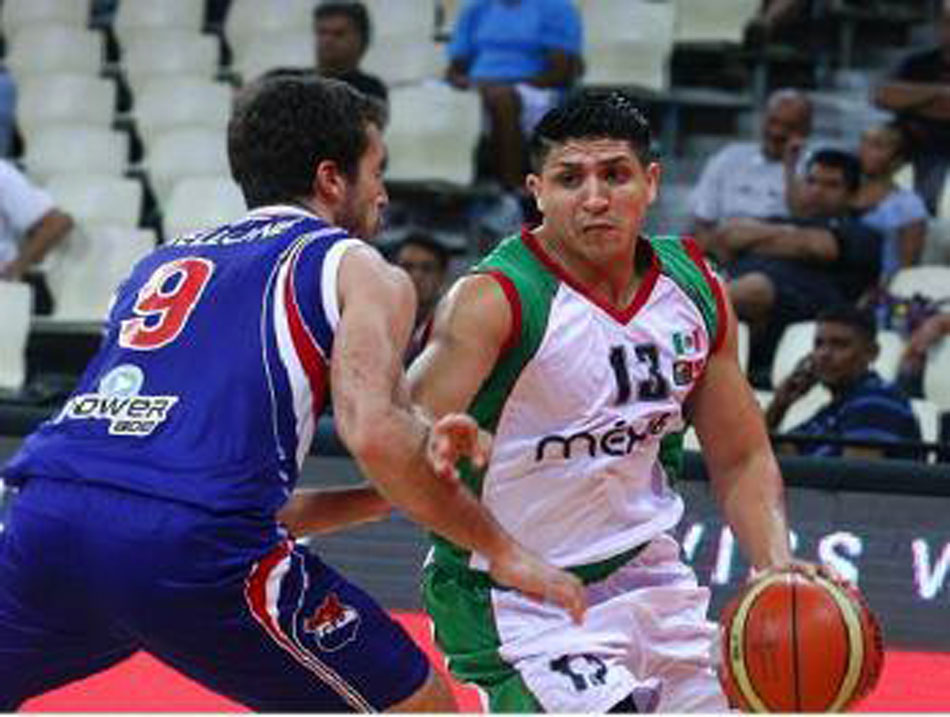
[854,122,929,282]
[313,1,388,108]
[725,148,882,377]
[393,232,450,364]
[744,0,813,47]
[765,304,922,459]
[445,0,583,191]
[0,159,72,314]
[897,310,950,396]
[873,4,950,214]
[689,88,813,257]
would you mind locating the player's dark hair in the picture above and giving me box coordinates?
[228,74,384,208]
[817,304,877,344]
[528,89,654,172]
[807,148,863,193]
[314,1,372,53]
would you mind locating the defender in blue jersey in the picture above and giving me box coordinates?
[0,76,583,711]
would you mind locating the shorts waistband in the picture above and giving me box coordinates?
[430,541,649,590]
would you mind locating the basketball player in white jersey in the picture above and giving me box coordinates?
[406,90,809,712]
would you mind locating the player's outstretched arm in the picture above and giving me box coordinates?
[277,486,391,536]
[333,250,586,622]
[688,283,793,571]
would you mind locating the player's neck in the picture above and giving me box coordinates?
[536,229,645,308]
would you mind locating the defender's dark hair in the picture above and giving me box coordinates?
[528,89,654,172]
[807,148,863,193]
[314,1,372,52]
[817,304,877,344]
[228,75,385,208]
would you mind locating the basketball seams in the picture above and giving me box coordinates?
[817,576,866,712]
[726,572,789,712]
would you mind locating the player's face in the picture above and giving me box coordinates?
[337,123,388,240]
[812,321,875,390]
[527,138,659,266]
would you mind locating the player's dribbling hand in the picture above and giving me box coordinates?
[488,544,588,625]
[753,559,851,588]
[427,413,492,481]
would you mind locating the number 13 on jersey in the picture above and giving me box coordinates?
[119,257,215,351]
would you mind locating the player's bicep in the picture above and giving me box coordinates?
[690,282,770,465]
[408,274,512,418]
[331,247,416,437]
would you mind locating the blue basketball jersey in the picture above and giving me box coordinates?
[4,206,360,515]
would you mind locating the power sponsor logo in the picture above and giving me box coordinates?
[304,592,361,652]
[61,364,179,437]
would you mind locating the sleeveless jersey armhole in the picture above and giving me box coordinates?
[682,237,729,355]
[473,269,522,354]
[320,238,366,331]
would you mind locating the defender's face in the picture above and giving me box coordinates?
[338,123,388,240]
[527,138,659,265]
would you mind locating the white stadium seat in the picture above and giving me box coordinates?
[121,30,221,88]
[133,77,232,145]
[16,74,115,132]
[1,0,89,37]
[385,82,480,185]
[225,0,313,57]
[6,24,103,78]
[113,0,204,44]
[146,128,232,207]
[674,0,760,44]
[43,225,157,324]
[0,282,33,392]
[163,176,247,241]
[923,338,950,411]
[45,173,143,229]
[23,124,128,182]
[580,0,675,90]
[362,36,445,86]
[230,31,313,83]
[888,265,950,303]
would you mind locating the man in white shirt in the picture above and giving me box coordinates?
[688,88,813,259]
[0,160,72,311]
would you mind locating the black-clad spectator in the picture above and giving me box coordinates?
[873,5,950,214]
[393,232,450,364]
[314,1,388,108]
[726,149,883,372]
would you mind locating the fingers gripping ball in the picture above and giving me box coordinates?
[719,571,884,712]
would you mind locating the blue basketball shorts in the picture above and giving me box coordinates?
[0,478,429,711]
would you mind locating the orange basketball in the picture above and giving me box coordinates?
[719,571,884,712]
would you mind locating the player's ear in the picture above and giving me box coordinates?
[526,173,543,213]
[314,159,347,205]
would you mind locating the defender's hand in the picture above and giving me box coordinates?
[427,413,491,481]
[488,544,587,625]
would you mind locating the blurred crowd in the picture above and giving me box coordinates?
[0,0,948,461]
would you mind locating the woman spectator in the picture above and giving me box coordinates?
[853,122,929,282]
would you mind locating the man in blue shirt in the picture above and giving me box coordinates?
[446,0,583,190]
[765,304,922,459]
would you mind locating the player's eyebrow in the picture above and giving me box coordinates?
[551,155,635,171]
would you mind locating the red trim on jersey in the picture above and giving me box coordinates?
[283,246,328,419]
[244,540,371,711]
[477,270,522,354]
[521,226,659,325]
[683,237,729,355]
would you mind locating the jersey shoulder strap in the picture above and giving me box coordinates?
[468,233,560,431]
[647,234,728,353]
